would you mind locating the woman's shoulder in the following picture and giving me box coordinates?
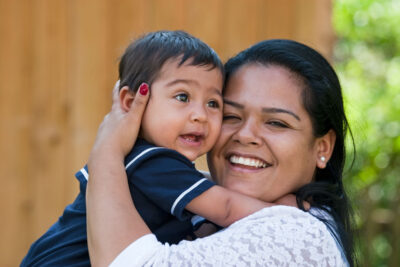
[221,205,348,265]
[171,206,349,266]
[230,205,337,238]
[231,205,321,224]
[113,206,348,266]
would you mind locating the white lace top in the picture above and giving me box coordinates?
[111,206,348,266]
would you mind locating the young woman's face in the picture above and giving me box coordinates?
[141,59,223,161]
[208,64,320,202]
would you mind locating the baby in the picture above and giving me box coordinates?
[21,31,270,266]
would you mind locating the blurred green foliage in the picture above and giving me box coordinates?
[333,0,400,266]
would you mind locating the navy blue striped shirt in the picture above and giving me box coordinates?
[21,139,214,267]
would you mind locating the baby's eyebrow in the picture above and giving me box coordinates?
[167,79,222,96]
[214,89,223,97]
[166,79,198,87]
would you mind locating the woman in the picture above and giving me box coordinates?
[87,39,355,266]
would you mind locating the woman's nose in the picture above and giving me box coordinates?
[233,119,262,146]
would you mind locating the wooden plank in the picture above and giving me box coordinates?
[0,0,35,265]
[67,0,113,171]
[27,0,74,241]
[294,0,334,59]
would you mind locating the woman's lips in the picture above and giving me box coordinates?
[227,154,271,169]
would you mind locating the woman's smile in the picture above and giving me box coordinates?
[229,154,269,169]
[226,151,272,171]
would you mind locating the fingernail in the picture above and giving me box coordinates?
[139,83,149,95]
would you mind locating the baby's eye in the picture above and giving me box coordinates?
[207,100,220,109]
[175,93,189,102]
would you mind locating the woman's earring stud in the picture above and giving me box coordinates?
[320,156,326,162]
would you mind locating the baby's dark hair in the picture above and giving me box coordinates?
[119,30,224,92]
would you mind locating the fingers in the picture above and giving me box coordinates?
[127,82,150,120]
[118,82,149,155]
[302,200,310,211]
[111,80,121,111]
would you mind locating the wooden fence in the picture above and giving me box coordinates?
[0,0,334,265]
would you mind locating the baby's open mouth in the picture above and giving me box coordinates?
[180,134,204,143]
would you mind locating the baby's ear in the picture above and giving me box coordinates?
[119,86,136,112]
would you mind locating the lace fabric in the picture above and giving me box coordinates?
[111,206,348,267]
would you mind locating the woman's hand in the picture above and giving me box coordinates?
[86,81,151,266]
[88,81,150,165]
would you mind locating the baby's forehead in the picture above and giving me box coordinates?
[156,57,222,82]
[160,56,221,73]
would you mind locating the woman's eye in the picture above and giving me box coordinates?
[223,115,240,121]
[175,93,189,102]
[207,100,220,109]
[267,121,288,128]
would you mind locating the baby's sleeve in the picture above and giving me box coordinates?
[126,149,215,220]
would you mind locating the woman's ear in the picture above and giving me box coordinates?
[316,129,336,169]
[119,86,136,112]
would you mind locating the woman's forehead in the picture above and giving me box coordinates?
[224,64,305,107]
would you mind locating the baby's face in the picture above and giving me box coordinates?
[140,58,223,161]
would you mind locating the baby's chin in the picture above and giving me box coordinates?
[179,151,202,162]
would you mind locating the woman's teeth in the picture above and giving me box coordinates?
[229,155,268,168]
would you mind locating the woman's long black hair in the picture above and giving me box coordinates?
[224,39,356,266]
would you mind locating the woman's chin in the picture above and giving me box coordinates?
[222,178,265,200]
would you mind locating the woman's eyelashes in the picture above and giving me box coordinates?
[266,120,289,128]
[223,114,241,121]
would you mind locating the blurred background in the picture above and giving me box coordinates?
[334,0,400,266]
[0,0,398,266]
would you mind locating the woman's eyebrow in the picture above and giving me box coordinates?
[223,99,244,109]
[224,99,300,121]
[262,107,301,121]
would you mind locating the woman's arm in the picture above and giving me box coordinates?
[86,82,151,266]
